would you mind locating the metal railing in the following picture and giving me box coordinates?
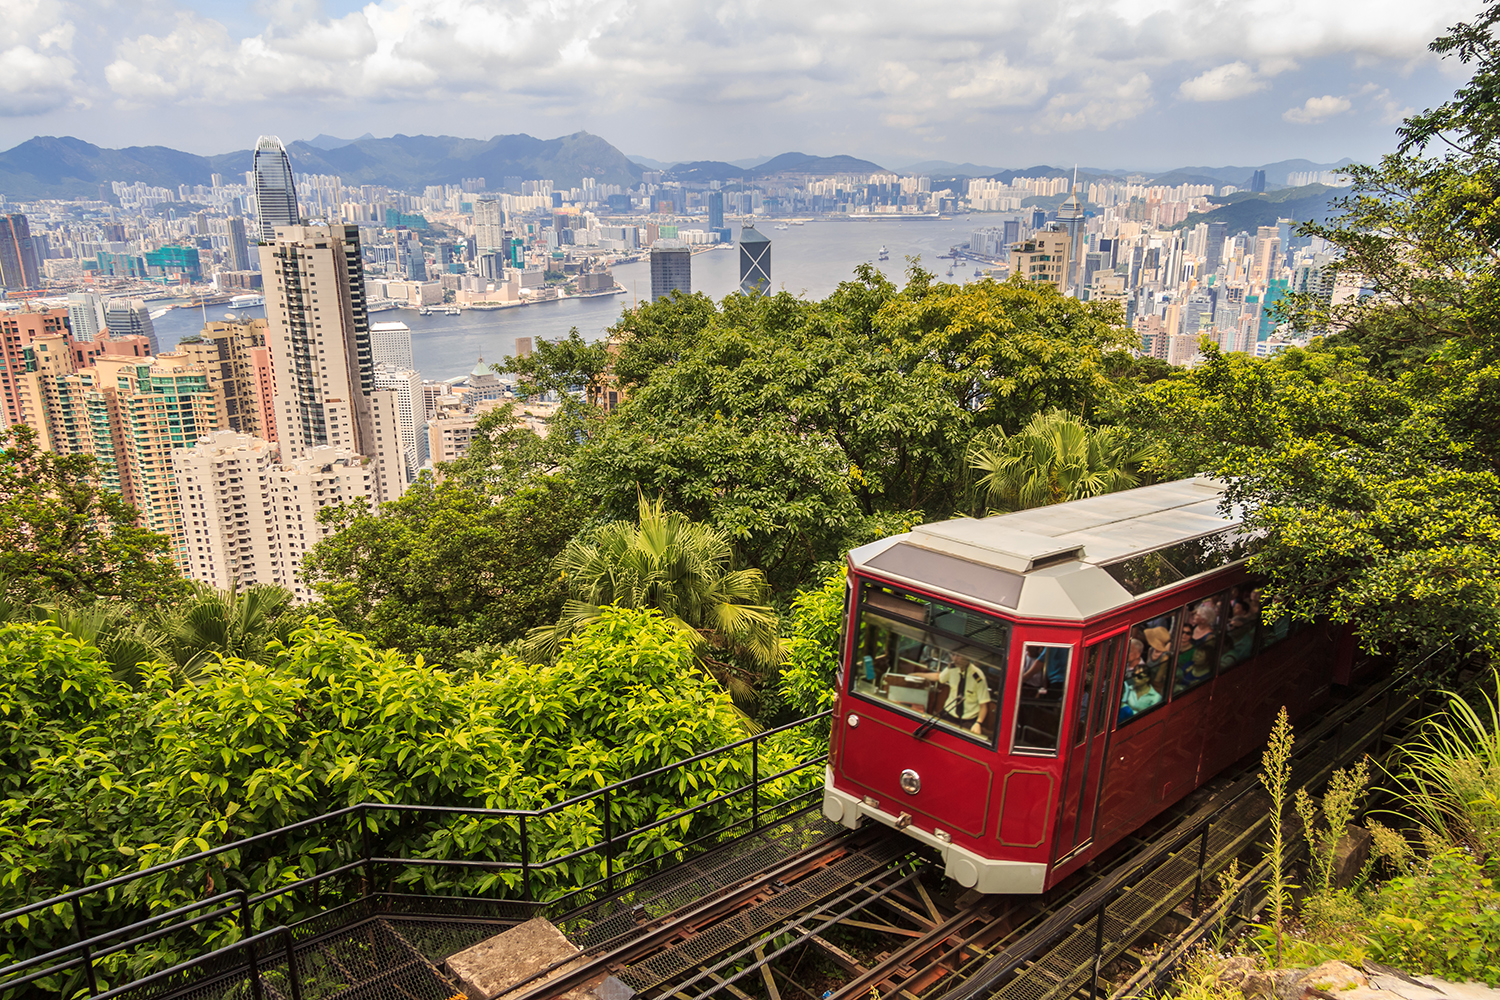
[0,710,832,1000]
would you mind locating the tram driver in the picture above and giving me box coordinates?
[913,652,993,734]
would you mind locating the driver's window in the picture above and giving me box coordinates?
[851,586,1010,745]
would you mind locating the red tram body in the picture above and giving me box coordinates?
[822,477,1353,893]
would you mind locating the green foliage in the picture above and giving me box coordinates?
[968,408,1153,513]
[0,424,186,608]
[499,328,614,408]
[527,494,780,702]
[1365,848,1500,985]
[305,475,585,665]
[0,608,823,990]
[1387,669,1500,863]
[1259,707,1296,967]
[1296,757,1372,895]
[778,569,848,718]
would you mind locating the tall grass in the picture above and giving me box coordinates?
[1387,669,1500,865]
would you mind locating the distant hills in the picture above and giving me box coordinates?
[0,132,644,199]
[1171,184,1345,231]
[0,131,1355,202]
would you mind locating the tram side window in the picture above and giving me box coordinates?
[1014,644,1072,756]
[1254,587,1294,650]
[1173,596,1224,696]
[1219,585,1259,671]
[1118,622,1170,726]
[851,586,1009,744]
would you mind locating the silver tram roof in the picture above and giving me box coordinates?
[847,476,1247,622]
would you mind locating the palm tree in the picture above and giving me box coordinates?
[525,495,780,700]
[969,409,1154,513]
[157,582,296,678]
[30,599,169,684]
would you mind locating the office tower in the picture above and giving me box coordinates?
[1250,226,1281,284]
[1030,207,1047,231]
[253,136,300,243]
[1205,221,1228,274]
[259,223,407,502]
[649,240,692,300]
[1057,189,1085,295]
[374,364,427,479]
[1250,170,1267,194]
[227,217,253,272]
[104,298,160,354]
[175,431,376,600]
[370,321,415,370]
[474,200,506,250]
[708,190,725,230]
[192,319,270,436]
[67,292,106,342]
[1002,219,1020,250]
[738,225,772,295]
[0,214,41,290]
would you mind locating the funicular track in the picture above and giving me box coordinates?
[511,674,1420,1000]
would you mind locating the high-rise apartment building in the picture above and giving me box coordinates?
[370,321,415,370]
[259,223,407,502]
[104,299,160,355]
[738,225,771,295]
[0,309,70,430]
[650,240,692,300]
[374,364,427,479]
[1205,221,1228,274]
[174,431,376,600]
[1009,230,1072,293]
[1250,226,1281,284]
[226,216,254,272]
[253,136,300,244]
[189,319,271,437]
[474,200,506,251]
[66,293,105,342]
[0,214,41,291]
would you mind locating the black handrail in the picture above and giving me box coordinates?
[0,710,832,998]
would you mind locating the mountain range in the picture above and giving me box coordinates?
[0,130,1354,201]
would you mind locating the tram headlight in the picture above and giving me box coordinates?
[900,769,921,795]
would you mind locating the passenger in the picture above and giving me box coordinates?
[1222,590,1256,666]
[1121,664,1163,716]
[1175,600,1219,689]
[1021,645,1067,698]
[914,653,992,734]
[1142,625,1173,694]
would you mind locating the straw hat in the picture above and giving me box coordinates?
[1143,627,1172,653]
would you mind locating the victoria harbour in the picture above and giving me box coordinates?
[152,214,1009,380]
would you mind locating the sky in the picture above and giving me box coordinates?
[0,0,1483,170]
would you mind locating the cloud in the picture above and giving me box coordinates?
[0,0,80,116]
[1282,94,1352,124]
[1178,62,1266,101]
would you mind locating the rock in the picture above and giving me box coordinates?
[1213,955,1273,999]
[1363,961,1449,1000]
[1278,961,1369,1000]
[1332,824,1374,889]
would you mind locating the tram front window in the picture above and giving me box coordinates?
[852,584,1009,745]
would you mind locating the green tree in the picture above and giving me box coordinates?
[0,425,185,607]
[526,494,780,698]
[968,409,1153,513]
[155,582,296,679]
[499,328,614,407]
[304,475,585,665]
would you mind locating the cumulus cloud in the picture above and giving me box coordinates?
[1283,94,1353,124]
[0,0,80,116]
[1178,62,1266,101]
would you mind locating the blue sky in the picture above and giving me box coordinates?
[0,0,1478,169]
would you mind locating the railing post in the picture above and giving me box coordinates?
[282,928,304,1000]
[245,934,265,1000]
[70,896,98,998]
[1191,823,1211,916]
[603,787,614,896]
[520,814,533,902]
[1090,890,1112,1000]
[751,735,761,832]
[360,806,373,902]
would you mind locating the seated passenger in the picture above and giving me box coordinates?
[1175,601,1219,689]
[1121,664,1163,717]
[1020,645,1067,698]
[913,653,992,734]
[1142,625,1173,694]
[1221,592,1256,666]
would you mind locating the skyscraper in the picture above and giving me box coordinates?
[67,292,105,342]
[1250,170,1267,194]
[370,321,415,371]
[650,240,692,300]
[253,136,300,244]
[738,225,771,295]
[1057,188,1085,295]
[474,200,506,251]
[0,214,41,291]
[227,216,253,271]
[1205,221,1228,274]
[258,223,407,502]
[104,299,160,355]
[708,190,725,230]
[373,363,426,480]
[191,319,270,437]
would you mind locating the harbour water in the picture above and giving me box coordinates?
[153,214,1014,381]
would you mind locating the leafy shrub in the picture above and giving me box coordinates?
[1365,848,1500,985]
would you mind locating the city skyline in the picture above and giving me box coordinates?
[0,0,1482,169]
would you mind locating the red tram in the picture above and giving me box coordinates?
[822,477,1355,893]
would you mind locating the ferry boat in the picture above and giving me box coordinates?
[228,294,265,309]
[878,245,890,261]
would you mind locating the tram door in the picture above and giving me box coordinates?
[1054,632,1125,859]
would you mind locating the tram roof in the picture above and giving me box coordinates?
[848,476,1247,621]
